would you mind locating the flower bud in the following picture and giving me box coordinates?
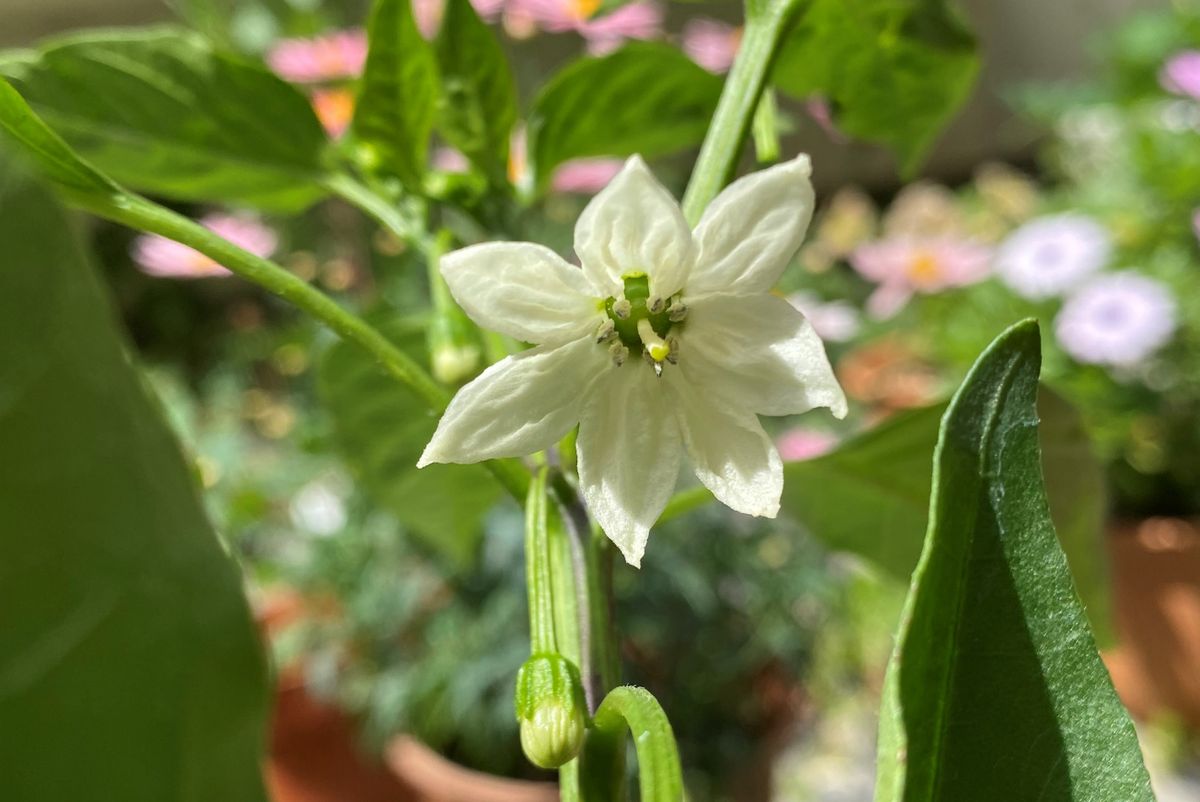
[514,653,586,769]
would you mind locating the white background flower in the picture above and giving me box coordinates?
[419,155,846,566]
[995,213,1111,300]
[1054,272,1177,367]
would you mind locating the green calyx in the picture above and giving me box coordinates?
[603,274,677,351]
[515,653,587,769]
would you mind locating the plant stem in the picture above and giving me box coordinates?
[680,1,796,225]
[92,192,531,500]
[526,469,559,654]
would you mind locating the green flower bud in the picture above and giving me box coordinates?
[514,653,587,769]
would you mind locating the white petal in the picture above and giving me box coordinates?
[418,336,609,466]
[679,293,847,418]
[577,363,681,567]
[665,378,782,518]
[441,242,600,346]
[574,155,695,300]
[687,155,815,298]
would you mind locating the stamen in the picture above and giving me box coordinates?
[665,336,680,365]
[595,319,617,343]
[612,298,632,320]
[608,342,629,366]
[637,319,671,364]
[667,301,688,322]
[647,296,666,314]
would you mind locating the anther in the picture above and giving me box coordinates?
[665,336,680,364]
[667,301,688,322]
[612,298,632,320]
[595,319,617,343]
[647,296,666,314]
[608,342,629,366]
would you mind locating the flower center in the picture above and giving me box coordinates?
[596,273,686,375]
[906,251,942,286]
[570,0,603,21]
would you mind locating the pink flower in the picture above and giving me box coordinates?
[267,30,367,84]
[133,214,278,279]
[850,237,992,318]
[776,428,837,462]
[786,292,861,343]
[681,19,740,74]
[413,0,506,38]
[432,146,471,173]
[506,0,662,53]
[1160,51,1200,100]
[805,95,847,143]
[1055,272,1177,367]
[550,158,623,193]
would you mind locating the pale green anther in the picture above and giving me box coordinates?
[667,301,688,322]
[609,341,630,366]
[612,298,632,319]
[648,296,666,314]
[596,319,617,343]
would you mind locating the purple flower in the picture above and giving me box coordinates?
[850,237,992,318]
[1160,50,1200,100]
[786,292,861,343]
[681,19,740,74]
[267,30,367,84]
[995,213,1111,300]
[133,214,278,279]
[1055,272,1177,366]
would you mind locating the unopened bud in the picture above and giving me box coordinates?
[432,343,481,384]
[514,654,586,769]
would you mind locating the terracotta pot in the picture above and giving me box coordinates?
[384,737,558,802]
[1105,517,1200,729]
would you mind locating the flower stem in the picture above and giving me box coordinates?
[680,1,796,225]
[91,191,531,501]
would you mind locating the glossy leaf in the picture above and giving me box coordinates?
[433,0,517,183]
[317,321,501,567]
[772,0,979,174]
[0,28,329,210]
[874,321,1152,802]
[0,152,269,802]
[528,43,723,191]
[352,0,439,187]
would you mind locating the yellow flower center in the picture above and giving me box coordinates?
[571,0,603,21]
[906,251,942,286]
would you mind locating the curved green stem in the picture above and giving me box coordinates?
[579,686,683,802]
[526,468,559,654]
[90,192,530,501]
[680,0,797,224]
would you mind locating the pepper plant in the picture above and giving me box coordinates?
[0,0,1158,799]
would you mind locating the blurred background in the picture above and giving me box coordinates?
[4,0,1199,800]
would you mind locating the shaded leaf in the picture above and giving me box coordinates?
[0,27,329,211]
[772,0,978,174]
[352,0,439,187]
[528,43,722,191]
[317,321,502,567]
[433,0,517,183]
[874,321,1151,802]
[0,151,268,802]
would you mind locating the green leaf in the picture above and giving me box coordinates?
[874,321,1152,802]
[352,0,439,187]
[317,321,501,567]
[528,43,723,191]
[0,151,268,801]
[433,0,517,183]
[781,388,1113,643]
[772,0,979,175]
[0,78,118,199]
[0,27,329,211]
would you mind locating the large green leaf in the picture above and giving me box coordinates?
[352,0,439,188]
[874,321,1151,802]
[781,387,1113,643]
[317,322,502,567]
[0,27,328,211]
[0,153,268,801]
[433,0,517,184]
[772,0,979,175]
[528,43,723,191]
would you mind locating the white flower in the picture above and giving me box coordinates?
[995,213,1111,300]
[1054,272,1177,367]
[418,155,847,566]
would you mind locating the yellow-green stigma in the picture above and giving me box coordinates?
[602,274,685,372]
